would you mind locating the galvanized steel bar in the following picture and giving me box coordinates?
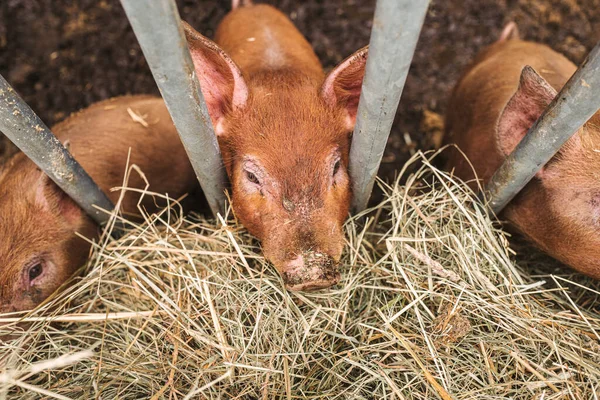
[349,0,430,212]
[486,40,600,214]
[0,74,115,225]
[120,0,226,217]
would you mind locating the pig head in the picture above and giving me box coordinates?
[183,17,368,290]
[445,30,600,278]
[0,155,95,313]
[498,67,600,278]
[0,96,198,313]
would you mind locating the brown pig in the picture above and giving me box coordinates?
[0,95,198,312]
[444,23,600,278]
[183,0,368,290]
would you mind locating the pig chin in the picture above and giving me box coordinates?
[280,252,341,291]
[262,238,343,292]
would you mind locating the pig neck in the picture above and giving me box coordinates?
[215,4,325,84]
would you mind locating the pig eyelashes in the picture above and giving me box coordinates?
[23,257,45,286]
[333,159,341,177]
[241,159,265,188]
[245,169,261,186]
[330,152,345,186]
[29,263,43,282]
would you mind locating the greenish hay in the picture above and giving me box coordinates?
[1,151,599,399]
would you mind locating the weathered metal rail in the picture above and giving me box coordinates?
[349,0,430,212]
[120,0,227,217]
[485,40,600,214]
[0,74,115,226]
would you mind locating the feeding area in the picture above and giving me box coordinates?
[1,153,599,399]
[2,0,600,399]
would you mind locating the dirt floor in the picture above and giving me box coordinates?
[1,0,600,289]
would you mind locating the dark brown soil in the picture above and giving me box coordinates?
[1,0,599,179]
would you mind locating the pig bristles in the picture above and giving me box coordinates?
[1,150,599,398]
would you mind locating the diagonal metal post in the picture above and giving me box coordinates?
[485,40,600,214]
[120,0,227,217]
[0,74,115,226]
[350,0,430,212]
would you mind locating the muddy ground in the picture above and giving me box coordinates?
[1,0,600,297]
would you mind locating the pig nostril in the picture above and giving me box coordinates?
[281,252,341,291]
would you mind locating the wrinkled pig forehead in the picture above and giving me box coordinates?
[275,154,340,203]
[0,212,28,257]
[0,221,26,287]
[255,139,336,174]
[237,115,345,171]
[240,101,347,160]
[244,88,348,138]
[0,197,46,266]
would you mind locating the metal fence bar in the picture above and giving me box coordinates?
[120,0,227,217]
[485,40,600,214]
[0,74,115,225]
[349,0,430,212]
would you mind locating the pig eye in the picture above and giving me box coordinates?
[333,160,341,176]
[28,263,43,282]
[245,170,261,185]
[24,259,45,285]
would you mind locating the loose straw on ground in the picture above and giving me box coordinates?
[1,150,599,399]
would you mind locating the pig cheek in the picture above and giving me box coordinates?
[6,278,40,312]
[328,220,346,259]
[231,188,266,239]
[253,206,293,266]
[331,178,351,225]
[589,193,600,226]
[315,221,344,262]
[247,205,295,268]
[19,287,45,310]
[0,284,16,313]
[322,186,350,258]
[259,236,284,269]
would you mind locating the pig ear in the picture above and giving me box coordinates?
[182,21,248,135]
[321,46,369,131]
[35,173,82,224]
[497,66,557,163]
[498,22,520,42]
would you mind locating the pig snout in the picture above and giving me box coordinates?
[281,251,341,291]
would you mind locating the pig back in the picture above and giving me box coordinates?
[444,40,577,185]
[51,95,198,216]
[214,4,323,81]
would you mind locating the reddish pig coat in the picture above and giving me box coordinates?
[0,95,198,312]
[182,2,369,290]
[445,28,600,278]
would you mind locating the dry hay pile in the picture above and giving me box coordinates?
[1,151,599,399]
